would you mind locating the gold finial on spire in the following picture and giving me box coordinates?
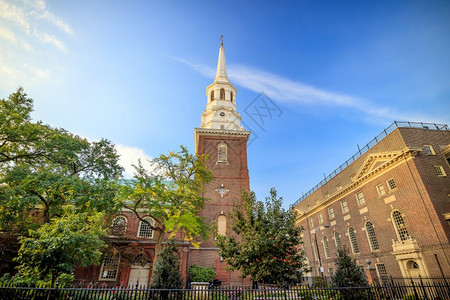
[220,35,223,47]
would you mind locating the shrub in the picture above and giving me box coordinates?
[188,264,216,283]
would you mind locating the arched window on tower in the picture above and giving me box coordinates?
[220,88,225,100]
[230,92,234,102]
[210,90,215,101]
[218,142,227,162]
[365,221,380,251]
[217,214,227,236]
[392,210,409,241]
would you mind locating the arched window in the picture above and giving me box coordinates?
[138,217,154,238]
[365,221,379,251]
[220,88,225,100]
[132,253,151,266]
[111,215,127,236]
[230,91,234,102]
[218,142,227,162]
[334,232,342,251]
[210,90,214,101]
[392,210,409,241]
[217,214,227,236]
[323,236,330,258]
[348,227,360,254]
[99,253,120,280]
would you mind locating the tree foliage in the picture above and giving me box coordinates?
[118,146,212,267]
[188,264,216,283]
[0,88,123,280]
[150,241,183,289]
[0,88,123,233]
[331,247,368,287]
[14,208,107,287]
[216,188,307,286]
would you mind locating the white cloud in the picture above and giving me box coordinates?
[116,144,154,178]
[23,63,50,79]
[0,26,16,44]
[177,58,431,123]
[36,31,67,52]
[0,0,30,33]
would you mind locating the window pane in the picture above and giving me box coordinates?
[348,227,359,253]
[365,221,379,251]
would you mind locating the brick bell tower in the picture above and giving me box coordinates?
[190,39,250,285]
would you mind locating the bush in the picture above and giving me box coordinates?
[188,264,216,283]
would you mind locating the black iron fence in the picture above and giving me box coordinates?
[1,279,449,300]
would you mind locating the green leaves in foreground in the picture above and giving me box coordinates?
[216,188,308,285]
[15,208,107,287]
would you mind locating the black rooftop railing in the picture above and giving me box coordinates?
[293,121,449,207]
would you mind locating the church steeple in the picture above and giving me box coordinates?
[200,38,243,131]
[215,37,229,83]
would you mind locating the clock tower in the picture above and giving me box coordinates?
[191,40,250,285]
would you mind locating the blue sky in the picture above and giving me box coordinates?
[1,0,449,207]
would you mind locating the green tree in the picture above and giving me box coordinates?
[188,264,216,283]
[331,247,368,299]
[216,188,307,287]
[150,241,183,289]
[0,88,123,232]
[118,146,212,272]
[14,207,107,287]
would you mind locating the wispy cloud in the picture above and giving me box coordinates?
[0,0,30,33]
[23,63,50,79]
[176,58,431,123]
[36,30,67,52]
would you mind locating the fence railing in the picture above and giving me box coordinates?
[1,279,449,300]
[293,121,450,207]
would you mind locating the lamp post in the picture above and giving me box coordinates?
[313,225,330,278]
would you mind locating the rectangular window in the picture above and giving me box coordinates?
[434,165,447,177]
[387,178,397,191]
[376,263,389,285]
[355,191,366,205]
[423,145,435,155]
[376,184,385,196]
[328,207,335,219]
[341,200,349,214]
[309,217,314,229]
[328,268,333,276]
[318,213,323,224]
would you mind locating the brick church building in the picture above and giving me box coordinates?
[294,122,450,281]
[74,42,250,287]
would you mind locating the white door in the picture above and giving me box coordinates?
[128,254,151,288]
[129,264,150,287]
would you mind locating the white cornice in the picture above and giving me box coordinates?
[296,147,420,221]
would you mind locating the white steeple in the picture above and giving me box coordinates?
[200,37,243,131]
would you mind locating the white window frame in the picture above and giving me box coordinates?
[434,165,447,177]
[328,207,335,219]
[423,145,435,155]
[308,217,314,229]
[138,217,154,238]
[365,221,380,251]
[355,191,366,206]
[334,231,342,251]
[376,184,386,196]
[99,254,120,281]
[387,178,397,191]
[348,227,360,254]
[392,210,409,241]
[341,200,349,214]
[322,236,330,258]
[318,213,324,224]
[217,142,227,162]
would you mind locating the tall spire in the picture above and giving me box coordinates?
[215,35,229,83]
